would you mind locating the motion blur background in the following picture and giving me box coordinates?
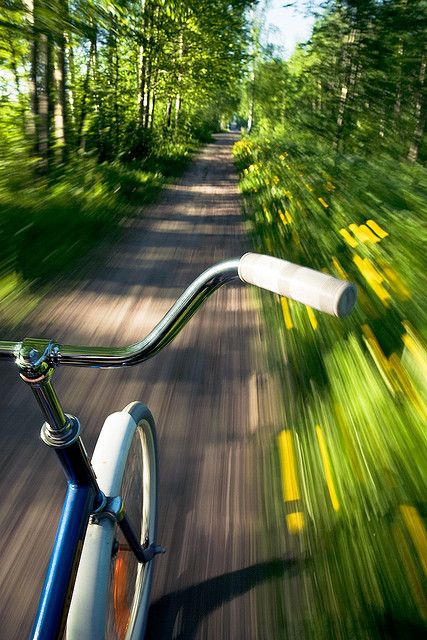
[0,0,426,638]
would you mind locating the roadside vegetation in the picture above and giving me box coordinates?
[0,139,196,322]
[0,0,253,322]
[236,0,427,637]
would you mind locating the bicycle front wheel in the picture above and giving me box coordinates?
[67,403,158,640]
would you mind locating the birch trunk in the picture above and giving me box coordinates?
[77,39,95,150]
[54,38,66,162]
[25,0,38,152]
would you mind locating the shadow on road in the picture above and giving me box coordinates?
[146,557,305,640]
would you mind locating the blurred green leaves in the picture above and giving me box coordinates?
[234,133,427,638]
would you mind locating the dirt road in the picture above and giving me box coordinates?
[0,134,289,638]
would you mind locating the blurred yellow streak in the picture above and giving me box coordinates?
[362,324,394,391]
[353,256,391,305]
[349,223,380,244]
[316,425,340,512]
[0,272,20,301]
[279,210,288,225]
[358,224,381,243]
[366,219,389,238]
[262,205,273,223]
[339,228,358,248]
[362,325,390,373]
[331,256,348,279]
[278,430,300,502]
[393,523,427,621]
[382,264,411,300]
[286,512,305,534]
[399,506,427,577]
[285,209,293,223]
[318,197,329,208]
[281,297,294,330]
[362,325,426,415]
[306,305,318,330]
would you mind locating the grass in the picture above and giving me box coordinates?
[234,135,427,638]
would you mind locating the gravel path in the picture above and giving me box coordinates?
[0,133,289,639]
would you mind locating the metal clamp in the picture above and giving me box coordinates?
[89,495,125,525]
[16,338,59,380]
[40,414,80,448]
[90,496,166,563]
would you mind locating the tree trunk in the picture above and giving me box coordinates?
[334,29,359,152]
[393,41,404,122]
[38,32,49,169]
[174,93,181,130]
[407,54,426,163]
[46,35,56,168]
[25,0,38,154]
[9,40,26,133]
[56,0,69,161]
[67,31,76,137]
[77,39,95,150]
[138,1,149,128]
[165,98,172,128]
[148,67,158,128]
[174,29,184,131]
[143,2,156,130]
[247,69,255,133]
[114,30,120,153]
[54,36,66,162]
[137,39,143,112]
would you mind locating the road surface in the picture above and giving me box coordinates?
[0,133,294,639]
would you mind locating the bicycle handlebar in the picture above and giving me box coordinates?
[0,253,356,369]
[239,253,356,318]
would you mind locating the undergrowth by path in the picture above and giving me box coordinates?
[234,135,427,639]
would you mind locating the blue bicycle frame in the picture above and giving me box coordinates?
[31,482,97,638]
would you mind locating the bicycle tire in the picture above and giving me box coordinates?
[66,403,158,640]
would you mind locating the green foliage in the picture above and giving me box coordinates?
[234,128,427,638]
[234,132,426,376]
[0,137,195,316]
[237,4,427,635]
[243,0,427,162]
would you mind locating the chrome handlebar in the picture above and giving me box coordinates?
[0,253,357,372]
[0,259,240,370]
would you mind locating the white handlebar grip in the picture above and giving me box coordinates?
[238,253,357,317]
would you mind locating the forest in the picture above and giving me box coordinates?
[0,0,252,307]
[0,1,426,637]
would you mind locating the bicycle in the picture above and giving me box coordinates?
[0,253,356,640]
